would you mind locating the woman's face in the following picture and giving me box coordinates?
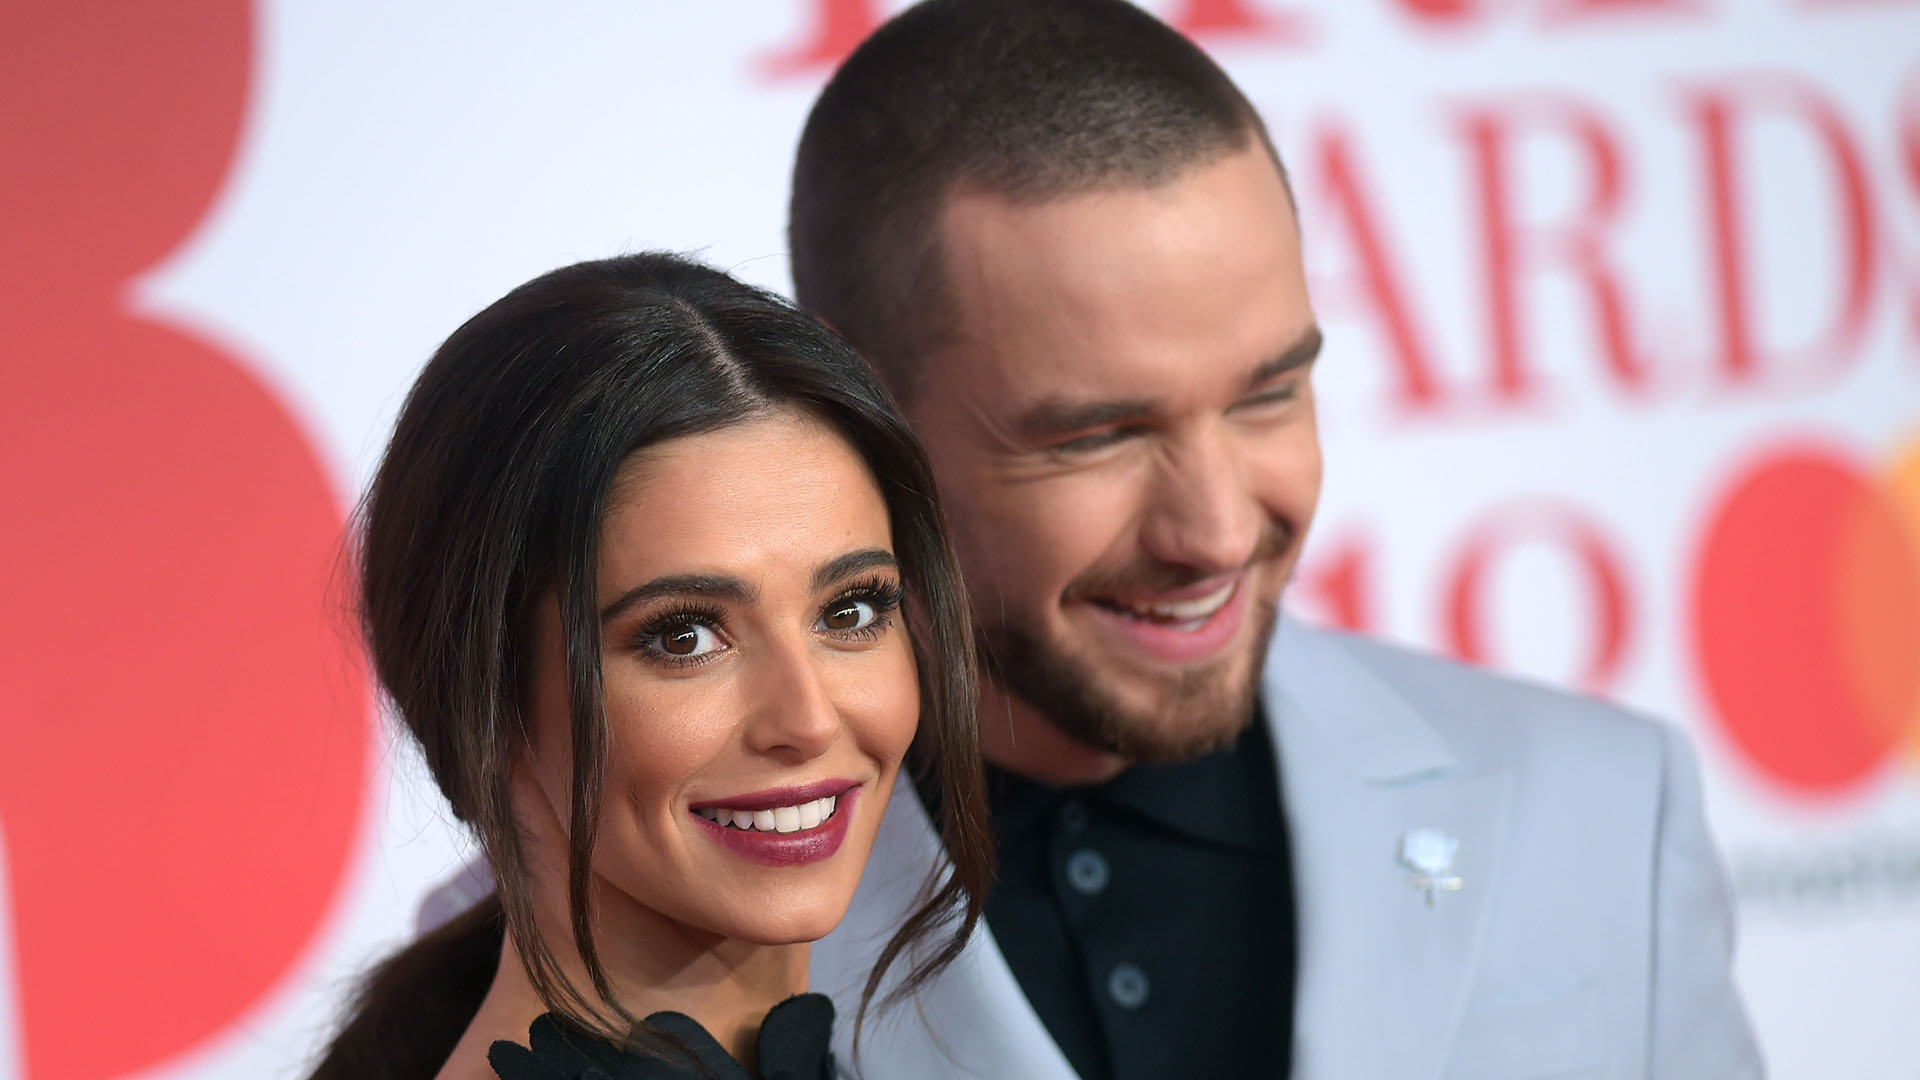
[521,409,920,946]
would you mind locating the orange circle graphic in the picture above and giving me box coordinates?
[1692,440,1920,797]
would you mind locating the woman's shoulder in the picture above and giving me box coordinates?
[487,993,836,1080]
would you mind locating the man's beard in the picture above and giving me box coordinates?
[976,544,1286,766]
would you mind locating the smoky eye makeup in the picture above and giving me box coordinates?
[625,574,904,669]
[632,602,731,668]
[816,576,905,642]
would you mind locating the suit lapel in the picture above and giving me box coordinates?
[1269,620,1512,1080]
[820,618,1513,1079]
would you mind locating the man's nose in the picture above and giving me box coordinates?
[740,637,841,763]
[1137,424,1264,576]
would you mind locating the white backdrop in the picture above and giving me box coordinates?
[2,2,1917,1078]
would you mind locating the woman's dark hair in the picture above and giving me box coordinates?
[310,252,990,1077]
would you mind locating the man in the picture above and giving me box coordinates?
[421,1,1760,1074]
[786,1,1762,1077]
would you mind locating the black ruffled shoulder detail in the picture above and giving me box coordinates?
[488,993,835,1080]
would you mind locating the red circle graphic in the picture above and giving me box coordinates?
[0,2,373,1077]
[1691,444,1920,797]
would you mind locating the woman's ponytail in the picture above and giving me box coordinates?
[307,894,503,1080]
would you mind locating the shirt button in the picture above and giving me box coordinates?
[1059,799,1089,833]
[1107,962,1150,1010]
[1064,848,1110,896]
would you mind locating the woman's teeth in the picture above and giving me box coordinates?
[694,795,839,833]
[1105,580,1236,624]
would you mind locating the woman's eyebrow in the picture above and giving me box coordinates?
[597,552,895,622]
[811,548,898,592]
[599,574,757,623]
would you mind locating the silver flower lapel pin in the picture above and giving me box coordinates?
[1398,828,1463,908]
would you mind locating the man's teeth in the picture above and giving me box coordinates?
[1108,580,1236,623]
[694,795,839,833]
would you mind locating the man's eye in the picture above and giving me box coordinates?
[817,599,877,632]
[1233,384,1298,412]
[1051,428,1131,453]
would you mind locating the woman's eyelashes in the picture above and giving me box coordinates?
[630,578,903,668]
[814,577,903,642]
[635,603,731,668]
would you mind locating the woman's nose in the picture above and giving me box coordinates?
[740,638,841,762]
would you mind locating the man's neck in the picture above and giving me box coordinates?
[976,680,1129,787]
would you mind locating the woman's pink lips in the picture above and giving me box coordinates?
[1084,573,1250,664]
[690,785,860,868]
[686,778,856,813]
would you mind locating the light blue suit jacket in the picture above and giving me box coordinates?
[807,618,1763,1079]
[416,618,1763,1077]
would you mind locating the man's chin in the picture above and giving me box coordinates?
[1088,654,1262,763]
[980,602,1274,766]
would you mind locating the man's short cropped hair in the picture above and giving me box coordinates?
[788,0,1284,399]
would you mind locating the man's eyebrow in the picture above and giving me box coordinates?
[599,574,758,623]
[1245,325,1324,391]
[1012,327,1324,441]
[811,548,898,592]
[1014,396,1159,442]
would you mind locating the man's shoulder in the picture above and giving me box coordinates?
[1271,617,1679,774]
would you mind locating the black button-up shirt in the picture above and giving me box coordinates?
[983,717,1296,1079]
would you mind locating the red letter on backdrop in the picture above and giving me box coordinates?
[1168,0,1315,40]
[1395,0,1483,23]
[1456,99,1644,401]
[762,0,1316,76]
[1396,0,1698,28]
[761,0,885,78]
[1310,125,1450,414]
[0,0,370,1076]
[1444,502,1633,694]
[1684,78,1877,388]
[1539,0,1704,21]
[1292,529,1379,633]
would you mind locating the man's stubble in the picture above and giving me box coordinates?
[974,524,1293,766]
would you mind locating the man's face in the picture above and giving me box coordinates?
[909,145,1321,768]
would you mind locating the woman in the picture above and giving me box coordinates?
[311,253,991,1079]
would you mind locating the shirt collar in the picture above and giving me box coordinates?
[988,710,1284,855]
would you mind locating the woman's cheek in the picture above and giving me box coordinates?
[855,634,922,768]
[602,676,734,815]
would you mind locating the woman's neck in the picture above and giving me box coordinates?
[439,880,809,1079]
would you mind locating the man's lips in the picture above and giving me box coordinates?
[1088,574,1241,622]
[1080,571,1251,663]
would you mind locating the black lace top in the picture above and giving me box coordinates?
[488,993,834,1080]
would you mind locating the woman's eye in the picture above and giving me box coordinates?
[652,621,724,659]
[817,599,877,633]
